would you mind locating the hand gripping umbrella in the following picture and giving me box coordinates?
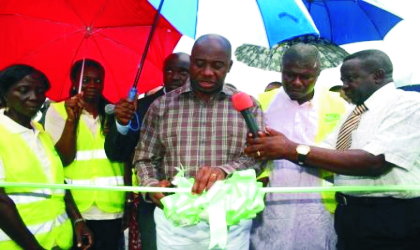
[0,0,181,103]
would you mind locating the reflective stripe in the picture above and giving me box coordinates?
[0,212,68,241]
[65,176,124,186]
[8,189,65,204]
[75,149,107,161]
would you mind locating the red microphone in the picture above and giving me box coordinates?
[232,92,259,138]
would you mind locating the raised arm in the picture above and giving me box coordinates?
[45,95,84,166]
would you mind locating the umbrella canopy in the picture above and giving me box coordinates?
[148,0,320,48]
[302,0,403,45]
[0,0,182,103]
[235,35,349,72]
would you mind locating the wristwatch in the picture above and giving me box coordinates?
[296,145,311,165]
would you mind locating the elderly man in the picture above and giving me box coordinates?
[251,43,347,250]
[246,49,420,249]
[134,34,264,250]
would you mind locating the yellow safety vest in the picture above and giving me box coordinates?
[0,122,73,250]
[51,103,125,213]
[258,87,346,213]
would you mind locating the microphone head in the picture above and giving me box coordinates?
[232,92,254,111]
[104,104,115,115]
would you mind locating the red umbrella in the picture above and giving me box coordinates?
[0,0,181,103]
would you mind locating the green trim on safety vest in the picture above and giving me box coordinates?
[257,87,347,213]
[51,102,125,213]
[0,122,73,249]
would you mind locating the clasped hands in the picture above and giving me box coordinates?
[148,166,226,209]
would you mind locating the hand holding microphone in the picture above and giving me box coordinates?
[232,92,269,159]
[105,97,137,126]
[232,92,260,138]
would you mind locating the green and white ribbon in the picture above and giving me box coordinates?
[161,168,265,249]
[1,173,420,249]
[1,182,420,193]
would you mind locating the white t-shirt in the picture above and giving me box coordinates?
[0,109,52,182]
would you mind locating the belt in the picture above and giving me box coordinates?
[335,192,420,206]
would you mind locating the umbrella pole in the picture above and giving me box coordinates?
[129,0,165,101]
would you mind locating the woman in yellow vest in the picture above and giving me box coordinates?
[0,64,93,250]
[45,59,129,250]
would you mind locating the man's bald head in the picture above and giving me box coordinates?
[192,34,232,59]
[280,43,322,104]
[163,52,190,92]
[189,34,233,101]
[281,43,321,74]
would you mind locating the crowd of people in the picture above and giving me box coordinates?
[0,33,419,250]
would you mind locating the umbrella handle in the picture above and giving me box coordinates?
[127,87,137,102]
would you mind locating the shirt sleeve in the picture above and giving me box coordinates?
[44,105,66,144]
[218,97,266,176]
[116,120,130,135]
[362,97,420,171]
[133,102,163,187]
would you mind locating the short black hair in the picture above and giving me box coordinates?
[343,50,393,79]
[281,43,321,73]
[0,64,50,104]
[70,59,105,82]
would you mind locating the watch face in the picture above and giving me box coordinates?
[297,145,310,155]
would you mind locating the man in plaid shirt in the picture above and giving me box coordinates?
[133,34,264,250]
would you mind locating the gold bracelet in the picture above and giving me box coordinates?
[126,199,134,204]
[73,217,85,227]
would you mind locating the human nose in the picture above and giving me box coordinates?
[172,71,180,80]
[202,64,213,77]
[341,81,349,91]
[291,75,302,86]
[28,90,38,100]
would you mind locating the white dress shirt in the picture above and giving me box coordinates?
[324,83,420,198]
[251,86,338,250]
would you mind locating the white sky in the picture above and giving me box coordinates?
[173,0,420,97]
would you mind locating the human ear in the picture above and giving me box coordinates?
[227,60,233,73]
[373,68,385,83]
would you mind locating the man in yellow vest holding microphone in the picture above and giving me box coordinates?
[251,44,348,250]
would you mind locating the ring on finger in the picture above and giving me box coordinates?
[211,173,217,178]
[257,151,261,157]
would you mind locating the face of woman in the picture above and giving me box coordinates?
[73,66,104,104]
[4,74,48,123]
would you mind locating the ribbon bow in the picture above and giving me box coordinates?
[161,169,265,249]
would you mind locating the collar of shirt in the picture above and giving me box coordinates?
[0,109,37,134]
[178,82,237,98]
[364,82,395,111]
[276,86,320,109]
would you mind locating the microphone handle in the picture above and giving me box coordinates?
[241,109,259,138]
